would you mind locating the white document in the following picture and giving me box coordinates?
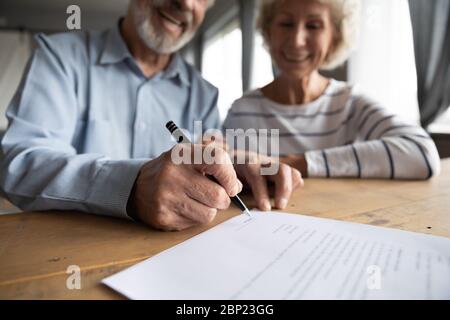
[103,212,450,300]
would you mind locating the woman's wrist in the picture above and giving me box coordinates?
[279,155,308,178]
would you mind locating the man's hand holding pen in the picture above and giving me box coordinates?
[127,140,303,231]
[128,144,242,231]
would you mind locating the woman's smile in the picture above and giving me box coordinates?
[282,51,312,63]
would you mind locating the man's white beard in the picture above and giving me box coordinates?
[133,0,196,54]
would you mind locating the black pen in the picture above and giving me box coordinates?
[165,121,252,218]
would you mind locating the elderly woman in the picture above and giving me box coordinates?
[224,0,440,181]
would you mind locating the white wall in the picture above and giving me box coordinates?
[348,0,420,124]
[0,31,32,130]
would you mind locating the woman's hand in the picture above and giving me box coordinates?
[279,155,308,178]
[232,150,304,211]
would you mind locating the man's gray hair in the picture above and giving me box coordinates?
[257,0,360,70]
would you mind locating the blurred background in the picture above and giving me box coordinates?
[0,0,449,156]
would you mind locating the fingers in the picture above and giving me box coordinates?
[157,214,197,232]
[174,194,218,225]
[244,164,272,211]
[149,191,220,231]
[292,167,304,189]
[266,164,304,209]
[183,170,231,210]
[134,145,305,232]
[193,145,242,197]
[144,205,197,232]
[134,147,240,232]
[202,131,228,151]
[268,163,293,209]
[239,160,304,211]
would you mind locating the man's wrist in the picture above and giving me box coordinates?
[126,173,142,222]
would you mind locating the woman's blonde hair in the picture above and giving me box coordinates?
[257,0,360,70]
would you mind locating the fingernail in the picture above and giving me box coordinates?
[262,200,271,211]
[279,198,288,209]
[231,183,240,197]
[238,180,243,193]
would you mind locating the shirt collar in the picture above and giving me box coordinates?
[163,54,190,87]
[100,20,190,87]
[99,20,132,65]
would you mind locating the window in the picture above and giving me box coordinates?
[202,21,243,121]
[250,33,274,90]
[348,0,420,125]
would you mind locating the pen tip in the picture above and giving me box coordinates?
[244,209,252,218]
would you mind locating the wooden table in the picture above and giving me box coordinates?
[1,159,450,299]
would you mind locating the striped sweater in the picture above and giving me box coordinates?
[223,79,441,179]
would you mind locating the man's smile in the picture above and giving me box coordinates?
[157,8,187,35]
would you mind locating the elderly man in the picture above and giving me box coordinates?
[0,0,302,231]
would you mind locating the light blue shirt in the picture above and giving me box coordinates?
[0,22,220,219]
